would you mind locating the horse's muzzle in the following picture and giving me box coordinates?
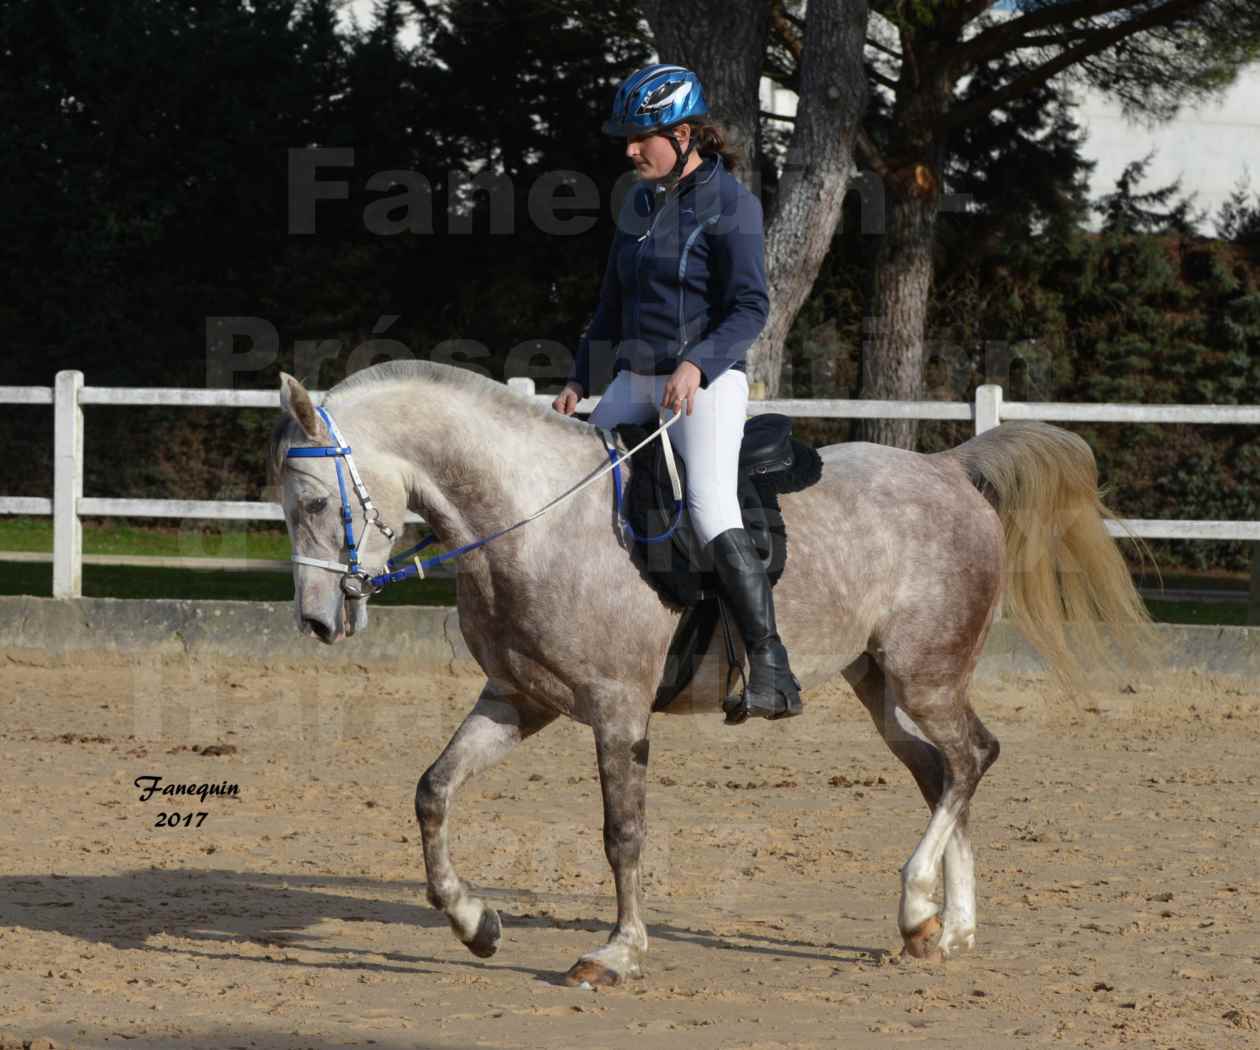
[301,616,341,644]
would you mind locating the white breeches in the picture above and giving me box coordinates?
[588,367,749,547]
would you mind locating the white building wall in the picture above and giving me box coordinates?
[1078,65,1260,225]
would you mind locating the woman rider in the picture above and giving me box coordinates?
[551,63,801,724]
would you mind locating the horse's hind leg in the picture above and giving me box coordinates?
[415,680,556,958]
[844,659,999,959]
[935,712,999,955]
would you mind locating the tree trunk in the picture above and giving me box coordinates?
[756,0,870,397]
[642,0,871,398]
[856,177,941,448]
[855,36,955,449]
[640,0,772,180]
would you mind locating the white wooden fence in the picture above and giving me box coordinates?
[1,370,1258,601]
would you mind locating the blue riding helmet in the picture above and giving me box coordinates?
[602,63,708,138]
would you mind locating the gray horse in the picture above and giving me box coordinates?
[268,360,1154,985]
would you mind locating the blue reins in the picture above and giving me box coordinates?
[285,406,683,595]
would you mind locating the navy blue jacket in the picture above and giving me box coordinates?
[568,154,769,396]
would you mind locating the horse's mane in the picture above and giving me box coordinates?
[326,360,556,420]
[267,360,585,485]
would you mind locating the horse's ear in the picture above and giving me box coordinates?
[279,372,326,441]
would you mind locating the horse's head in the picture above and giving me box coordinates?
[272,372,407,644]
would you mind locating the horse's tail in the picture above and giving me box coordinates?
[943,420,1160,687]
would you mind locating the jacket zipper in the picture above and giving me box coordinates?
[676,215,720,357]
[631,187,673,354]
[630,160,721,363]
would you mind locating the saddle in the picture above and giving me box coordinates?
[607,413,823,711]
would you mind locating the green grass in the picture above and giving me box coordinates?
[0,515,293,560]
[0,517,454,604]
[0,560,1248,623]
[0,518,1251,622]
[1134,570,1251,593]
[1141,599,1251,627]
[0,560,457,605]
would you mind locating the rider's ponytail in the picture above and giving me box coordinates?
[686,118,743,173]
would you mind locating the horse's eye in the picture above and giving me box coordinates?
[305,497,328,515]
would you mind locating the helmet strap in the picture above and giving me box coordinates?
[661,130,696,191]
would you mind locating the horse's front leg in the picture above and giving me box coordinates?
[415,681,556,958]
[563,707,651,988]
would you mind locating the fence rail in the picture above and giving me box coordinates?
[0,371,1257,599]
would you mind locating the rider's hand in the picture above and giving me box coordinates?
[552,381,584,415]
[661,361,702,416]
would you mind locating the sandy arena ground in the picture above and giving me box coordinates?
[0,657,1258,1050]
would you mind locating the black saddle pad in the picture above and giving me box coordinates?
[614,414,821,607]
[610,414,823,710]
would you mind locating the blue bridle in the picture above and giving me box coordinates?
[285,406,683,597]
[284,406,466,597]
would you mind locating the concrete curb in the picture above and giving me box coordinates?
[977,619,1260,679]
[1,595,1257,679]
[0,595,481,675]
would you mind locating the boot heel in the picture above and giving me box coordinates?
[741,666,802,721]
[766,675,803,720]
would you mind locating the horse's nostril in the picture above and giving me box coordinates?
[303,617,333,643]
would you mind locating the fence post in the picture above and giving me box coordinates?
[53,370,84,599]
[1249,544,1260,627]
[506,377,536,398]
[975,383,1003,434]
[974,384,1005,619]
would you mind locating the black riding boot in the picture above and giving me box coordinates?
[706,527,802,725]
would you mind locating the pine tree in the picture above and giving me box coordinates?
[1216,171,1260,245]
[942,60,1095,272]
[784,59,1096,429]
[348,0,655,377]
[292,0,352,147]
[824,0,1260,447]
[1095,152,1205,236]
[928,67,1095,412]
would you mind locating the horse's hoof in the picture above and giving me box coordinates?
[901,915,943,961]
[942,927,977,957]
[563,958,623,988]
[463,908,501,959]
